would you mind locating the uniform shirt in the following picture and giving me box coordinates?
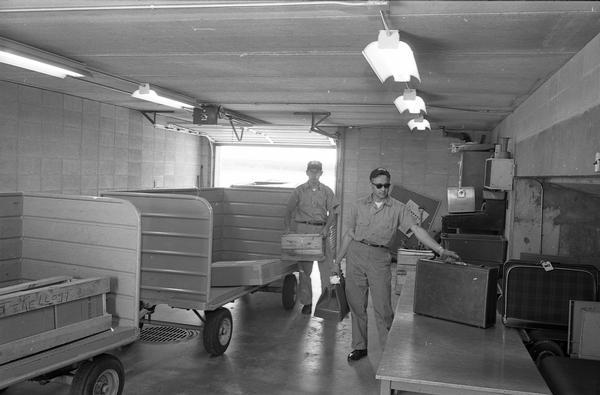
[348,194,416,247]
[287,182,338,223]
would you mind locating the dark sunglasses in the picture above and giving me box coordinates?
[372,183,391,189]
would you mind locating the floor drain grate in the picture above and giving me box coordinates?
[139,325,199,344]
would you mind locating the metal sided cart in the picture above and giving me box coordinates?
[103,189,298,356]
[0,193,141,394]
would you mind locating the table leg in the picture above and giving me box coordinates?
[380,379,392,395]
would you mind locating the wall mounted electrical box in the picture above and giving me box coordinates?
[484,158,514,191]
[193,104,220,125]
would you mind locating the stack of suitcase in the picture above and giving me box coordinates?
[501,257,600,394]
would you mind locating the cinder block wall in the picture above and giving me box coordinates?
[0,81,209,195]
[339,127,460,241]
[493,32,600,259]
[494,33,600,177]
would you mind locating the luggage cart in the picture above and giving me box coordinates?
[0,327,137,394]
[103,190,298,356]
[0,193,141,394]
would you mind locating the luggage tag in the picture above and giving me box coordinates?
[540,260,554,271]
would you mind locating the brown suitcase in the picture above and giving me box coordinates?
[413,259,499,328]
[441,233,507,268]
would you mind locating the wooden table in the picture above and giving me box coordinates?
[376,271,551,395]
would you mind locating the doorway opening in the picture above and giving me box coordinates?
[214,146,337,191]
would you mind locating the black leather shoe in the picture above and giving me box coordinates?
[301,304,312,314]
[347,349,368,361]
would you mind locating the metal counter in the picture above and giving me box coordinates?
[376,269,551,395]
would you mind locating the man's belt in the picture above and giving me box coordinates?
[358,240,388,249]
[295,221,325,226]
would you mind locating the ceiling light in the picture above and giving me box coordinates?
[0,51,86,78]
[408,116,430,131]
[0,37,88,79]
[394,88,426,114]
[362,30,419,83]
[132,83,194,110]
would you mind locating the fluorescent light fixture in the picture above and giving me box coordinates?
[394,88,426,114]
[408,116,430,131]
[132,83,194,110]
[0,37,89,79]
[0,51,85,78]
[363,30,419,83]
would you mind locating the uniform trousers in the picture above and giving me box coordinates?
[345,240,393,350]
[296,222,331,306]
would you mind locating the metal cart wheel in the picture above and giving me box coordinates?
[281,273,298,310]
[70,354,124,395]
[203,307,233,356]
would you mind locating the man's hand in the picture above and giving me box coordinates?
[329,274,341,285]
[440,248,460,261]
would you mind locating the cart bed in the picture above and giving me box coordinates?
[211,259,297,287]
[104,188,293,310]
[0,193,141,390]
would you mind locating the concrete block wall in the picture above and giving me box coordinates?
[493,32,600,259]
[339,127,460,240]
[0,81,207,196]
[494,32,600,177]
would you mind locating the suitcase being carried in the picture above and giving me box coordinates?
[502,259,599,329]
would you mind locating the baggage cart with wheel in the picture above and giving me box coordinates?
[104,188,298,356]
[0,193,141,394]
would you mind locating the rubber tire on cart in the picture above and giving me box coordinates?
[530,339,565,367]
[281,273,298,310]
[70,354,124,395]
[203,307,233,356]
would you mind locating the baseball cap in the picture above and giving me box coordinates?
[306,161,323,171]
[369,167,391,180]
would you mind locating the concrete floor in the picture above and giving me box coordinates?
[4,267,402,395]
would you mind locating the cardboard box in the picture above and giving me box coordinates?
[569,300,600,360]
[579,309,600,360]
[281,234,324,261]
[395,249,434,295]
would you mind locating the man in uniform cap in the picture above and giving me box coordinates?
[336,167,459,361]
[284,160,339,315]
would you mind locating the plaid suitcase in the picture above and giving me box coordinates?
[502,259,599,329]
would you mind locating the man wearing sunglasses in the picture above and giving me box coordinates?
[336,167,459,362]
[284,160,339,315]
